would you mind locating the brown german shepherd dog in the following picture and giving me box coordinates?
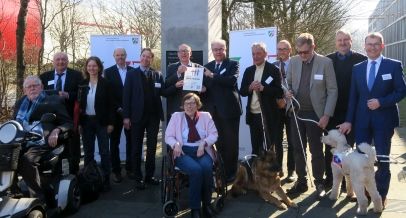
[230,150,297,210]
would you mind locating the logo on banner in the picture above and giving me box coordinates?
[132,37,139,44]
[268,30,275,38]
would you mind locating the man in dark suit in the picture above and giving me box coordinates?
[104,48,135,183]
[240,42,283,158]
[339,32,406,208]
[203,39,242,182]
[39,52,83,174]
[123,48,166,189]
[14,75,73,202]
[324,30,367,190]
[164,43,205,122]
[272,39,296,183]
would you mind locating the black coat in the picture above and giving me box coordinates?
[203,58,242,119]
[40,68,83,117]
[13,94,73,141]
[123,67,166,123]
[240,61,283,124]
[103,65,135,112]
[78,77,115,126]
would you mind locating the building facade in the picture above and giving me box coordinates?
[369,0,406,66]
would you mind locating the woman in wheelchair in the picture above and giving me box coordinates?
[165,93,218,218]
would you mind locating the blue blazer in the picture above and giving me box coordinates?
[346,57,406,129]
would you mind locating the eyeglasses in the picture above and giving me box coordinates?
[277,48,289,51]
[178,49,190,53]
[184,101,196,107]
[366,43,382,47]
[297,50,311,55]
[24,84,41,89]
[212,48,225,52]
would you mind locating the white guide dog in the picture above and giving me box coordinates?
[321,129,383,215]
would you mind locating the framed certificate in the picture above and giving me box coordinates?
[183,67,204,92]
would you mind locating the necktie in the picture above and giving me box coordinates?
[55,73,64,91]
[215,63,220,73]
[368,61,376,91]
[280,62,286,79]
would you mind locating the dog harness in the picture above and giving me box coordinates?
[332,153,343,168]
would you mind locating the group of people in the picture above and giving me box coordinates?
[13,29,406,217]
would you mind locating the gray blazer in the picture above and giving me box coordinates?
[286,52,338,118]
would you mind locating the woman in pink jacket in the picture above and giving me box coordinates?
[165,93,218,218]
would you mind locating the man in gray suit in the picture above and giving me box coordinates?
[285,33,337,199]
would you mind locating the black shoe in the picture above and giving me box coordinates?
[134,180,145,190]
[112,172,123,183]
[315,183,326,199]
[202,205,216,218]
[127,171,136,180]
[226,175,236,184]
[324,177,333,190]
[145,177,160,185]
[287,181,308,195]
[286,171,296,183]
[103,179,112,192]
[191,209,201,218]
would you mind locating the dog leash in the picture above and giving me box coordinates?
[282,79,315,188]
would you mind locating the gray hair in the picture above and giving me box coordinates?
[113,47,127,56]
[252,42,267,53]
[23,75,42,88]
[296,33,315,47]
[211,39,227,48]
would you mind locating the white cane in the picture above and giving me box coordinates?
[281,64,314,188]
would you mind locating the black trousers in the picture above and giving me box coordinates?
[248,112,278,156]
[290,111,324,184]
[131,114,160,180]
[275,109,295,172]
[18,146,51,200]
[211,110,240,180]
[110,112,132,174]
[68,130,81,174]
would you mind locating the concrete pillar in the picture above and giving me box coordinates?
[161,0,222,73]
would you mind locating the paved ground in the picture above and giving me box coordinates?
[68,127,406,218]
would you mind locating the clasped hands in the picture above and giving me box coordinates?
[249,81,264,92]
[173,141,206,159]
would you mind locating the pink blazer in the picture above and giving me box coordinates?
[165,111,218,160]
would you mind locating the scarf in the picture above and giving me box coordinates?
[16,91,46,124]
[185,111,201,143]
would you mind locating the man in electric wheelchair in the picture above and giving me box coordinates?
[12,75,73,204]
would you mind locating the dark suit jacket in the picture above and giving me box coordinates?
[203,58,242,119]
[346,57,406,129]
[40,68,83,117]
[78,77,115,126]
[13,94,73,142]
[240,61,283,124]
[164,61,204,118]
[103,65,135,112]
[123,67,166,123]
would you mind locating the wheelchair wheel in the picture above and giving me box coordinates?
[65,177,81,213]
[214,152,227,198]
[161,155,167,204]
[27,209,44,218]
[215,195,225,211]
[163,200,178,217]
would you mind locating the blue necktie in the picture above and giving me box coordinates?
[215,63,220,73]
[368,61,376,91]
[55,73,64,91]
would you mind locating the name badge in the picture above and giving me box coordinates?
[154,83,161,88]
[48,80,55,86]
[382,74,392,80]
[314,74,323,80]
[219,68,226,74]
[265,76,273,84]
